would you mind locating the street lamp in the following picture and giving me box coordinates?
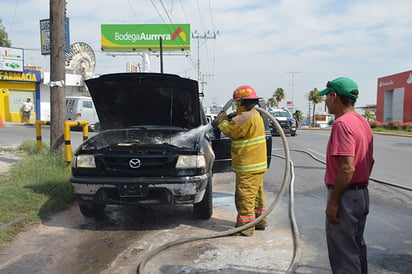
[285,71,302,106]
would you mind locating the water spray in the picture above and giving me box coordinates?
[137,104,293,273]
[171,98,234,146]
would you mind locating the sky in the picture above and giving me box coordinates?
[2,0,412,117]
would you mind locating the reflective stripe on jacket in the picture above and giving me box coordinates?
[218,108,267,173]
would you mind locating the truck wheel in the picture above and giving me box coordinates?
[194,175,213,220]
[79,202,106,218]
[291,131,297,136]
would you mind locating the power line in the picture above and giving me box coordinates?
[127,0,139,20]
[196,0,206,33]
[208,0,216,31]
[9,0,20,37]
[150,0,167,24]
[159,0,174,24]
[179,0,190,22]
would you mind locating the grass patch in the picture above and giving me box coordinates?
[0,140,74,247]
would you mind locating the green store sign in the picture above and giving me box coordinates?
[101,24,190,51]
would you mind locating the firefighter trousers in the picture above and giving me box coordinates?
[235,171,267,235]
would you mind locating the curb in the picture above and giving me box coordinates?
[2,122,36,127]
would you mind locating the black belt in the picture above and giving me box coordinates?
[326,184,367,190]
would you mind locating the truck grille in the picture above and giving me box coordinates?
[98,146,174,171]
[103,155,170,170]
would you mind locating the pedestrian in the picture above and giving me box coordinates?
[22,98,33,122]
[318,77,374,273]
[213,85,268,236]
[293,110,301,127]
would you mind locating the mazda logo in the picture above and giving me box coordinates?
[129,158,141,169]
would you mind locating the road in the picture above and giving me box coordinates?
[272,130,412,274]
[0,123,93,150]
[0,125,411,273]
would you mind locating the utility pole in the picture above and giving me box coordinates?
[200,73,214,98]
[191,30,218,93]
[49,0,66,154]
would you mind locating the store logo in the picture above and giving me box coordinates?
[407,73,412,84]
[379,80,394,87]
[172,27,187,41]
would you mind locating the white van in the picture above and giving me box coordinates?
[66,96,99,130]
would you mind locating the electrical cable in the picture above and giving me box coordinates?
[208,0,216,31]
[8,0,20,37]
[150,0,167,25]
[159,0,174,24]
[196,0,207,34]
[137,105,292,273]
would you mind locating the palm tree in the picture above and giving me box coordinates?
[308,88,323,127]
[266,97,277,108]
[274,87,285,106]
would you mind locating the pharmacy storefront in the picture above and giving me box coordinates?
[0,69,41,123]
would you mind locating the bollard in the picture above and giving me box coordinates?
[64,120,89,170]
[35,120,50,151]
[35,120,89,170]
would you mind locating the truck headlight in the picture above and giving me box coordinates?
[75,154,96,168]
[176,155,206,169]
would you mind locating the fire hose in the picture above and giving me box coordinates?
[137,104,299,273]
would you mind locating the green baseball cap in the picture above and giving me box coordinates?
[318,77,359,100]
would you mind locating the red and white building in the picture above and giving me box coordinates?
[376,70,412,123]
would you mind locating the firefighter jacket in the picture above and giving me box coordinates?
[218,107,267,173]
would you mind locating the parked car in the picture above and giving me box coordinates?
[205,113,217,124]
[269,108,297,136]
[66,96,99,131]
[70,72,272,220]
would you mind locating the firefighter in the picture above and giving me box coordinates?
[213,85,268,236]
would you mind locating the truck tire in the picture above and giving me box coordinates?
[79,201,106,218]
[194,175,213,220]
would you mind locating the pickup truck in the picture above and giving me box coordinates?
[70,72,272,219]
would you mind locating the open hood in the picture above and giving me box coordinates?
[85,73,202,130]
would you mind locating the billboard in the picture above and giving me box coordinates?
[101,24,190,52]
[0,46,24,72]
[40,18,71,55]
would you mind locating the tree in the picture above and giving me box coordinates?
[0,19,11,46]
[308,88,323,127]
[274,87,285,106]
[266,97,277,108]
[266,87,285,108]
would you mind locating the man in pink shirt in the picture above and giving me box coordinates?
[319,77,374,274]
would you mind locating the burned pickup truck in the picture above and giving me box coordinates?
[70,72,272,219]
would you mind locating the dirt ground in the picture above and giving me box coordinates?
[0,155,294,274]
